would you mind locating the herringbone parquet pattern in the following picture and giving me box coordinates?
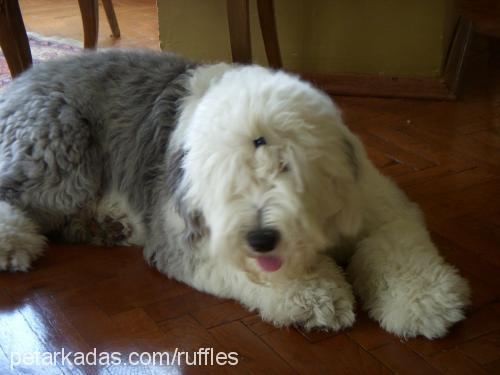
[0,1,499,373]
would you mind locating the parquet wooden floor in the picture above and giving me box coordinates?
[19,0,160,50]
[1,1,499,373]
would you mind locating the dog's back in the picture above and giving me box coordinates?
[0,50,194,247]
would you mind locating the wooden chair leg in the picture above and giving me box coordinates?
[0,0,32,77]
[102,0,120,38]
[227,0,252,64]
[78,0,99,48]
[257,0,282,69]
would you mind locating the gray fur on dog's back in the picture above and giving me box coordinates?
[0,49,194,228]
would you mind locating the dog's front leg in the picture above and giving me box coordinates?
[347,167,470,339]
[185,255,355,331]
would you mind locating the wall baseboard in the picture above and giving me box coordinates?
[299,18,473,100]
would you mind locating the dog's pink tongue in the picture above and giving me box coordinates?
[256,256,282,272]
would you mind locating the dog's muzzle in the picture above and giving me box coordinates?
[246,228,280,253]
[246,228,283,272]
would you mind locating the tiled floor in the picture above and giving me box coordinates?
[0,0,499,373]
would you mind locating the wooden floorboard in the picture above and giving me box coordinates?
[1,0,499,373]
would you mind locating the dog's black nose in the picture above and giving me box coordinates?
[246,228,280,253]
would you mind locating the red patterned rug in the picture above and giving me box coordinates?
[0,33,82,90]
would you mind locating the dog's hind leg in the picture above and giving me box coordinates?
[0,201,46,271]
[91,192,146,246]
[0,101,103,271]
[60,192,146,247]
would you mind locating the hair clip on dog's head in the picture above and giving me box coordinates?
[253,136,267,148]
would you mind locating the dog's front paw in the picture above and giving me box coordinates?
[0,202,46,271]
[371,262,470,339]
[261,277,355,332]
[298,278,356,331]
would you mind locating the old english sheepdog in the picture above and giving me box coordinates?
[0,50,469,338]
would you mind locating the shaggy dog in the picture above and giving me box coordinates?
[0,50,469,338]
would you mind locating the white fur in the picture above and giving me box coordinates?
[0,62,470,339]
[347,165,470,338]
[167,64,470,338]
[0,202,46,271]
[187,254,355,330]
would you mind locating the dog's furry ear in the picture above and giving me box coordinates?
[179,209,207,247]
[188,63,232,98]
[335,183,363,237]
[166,149,208,247]
[333,136,364,237]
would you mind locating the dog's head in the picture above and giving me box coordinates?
[170,64,364,280]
